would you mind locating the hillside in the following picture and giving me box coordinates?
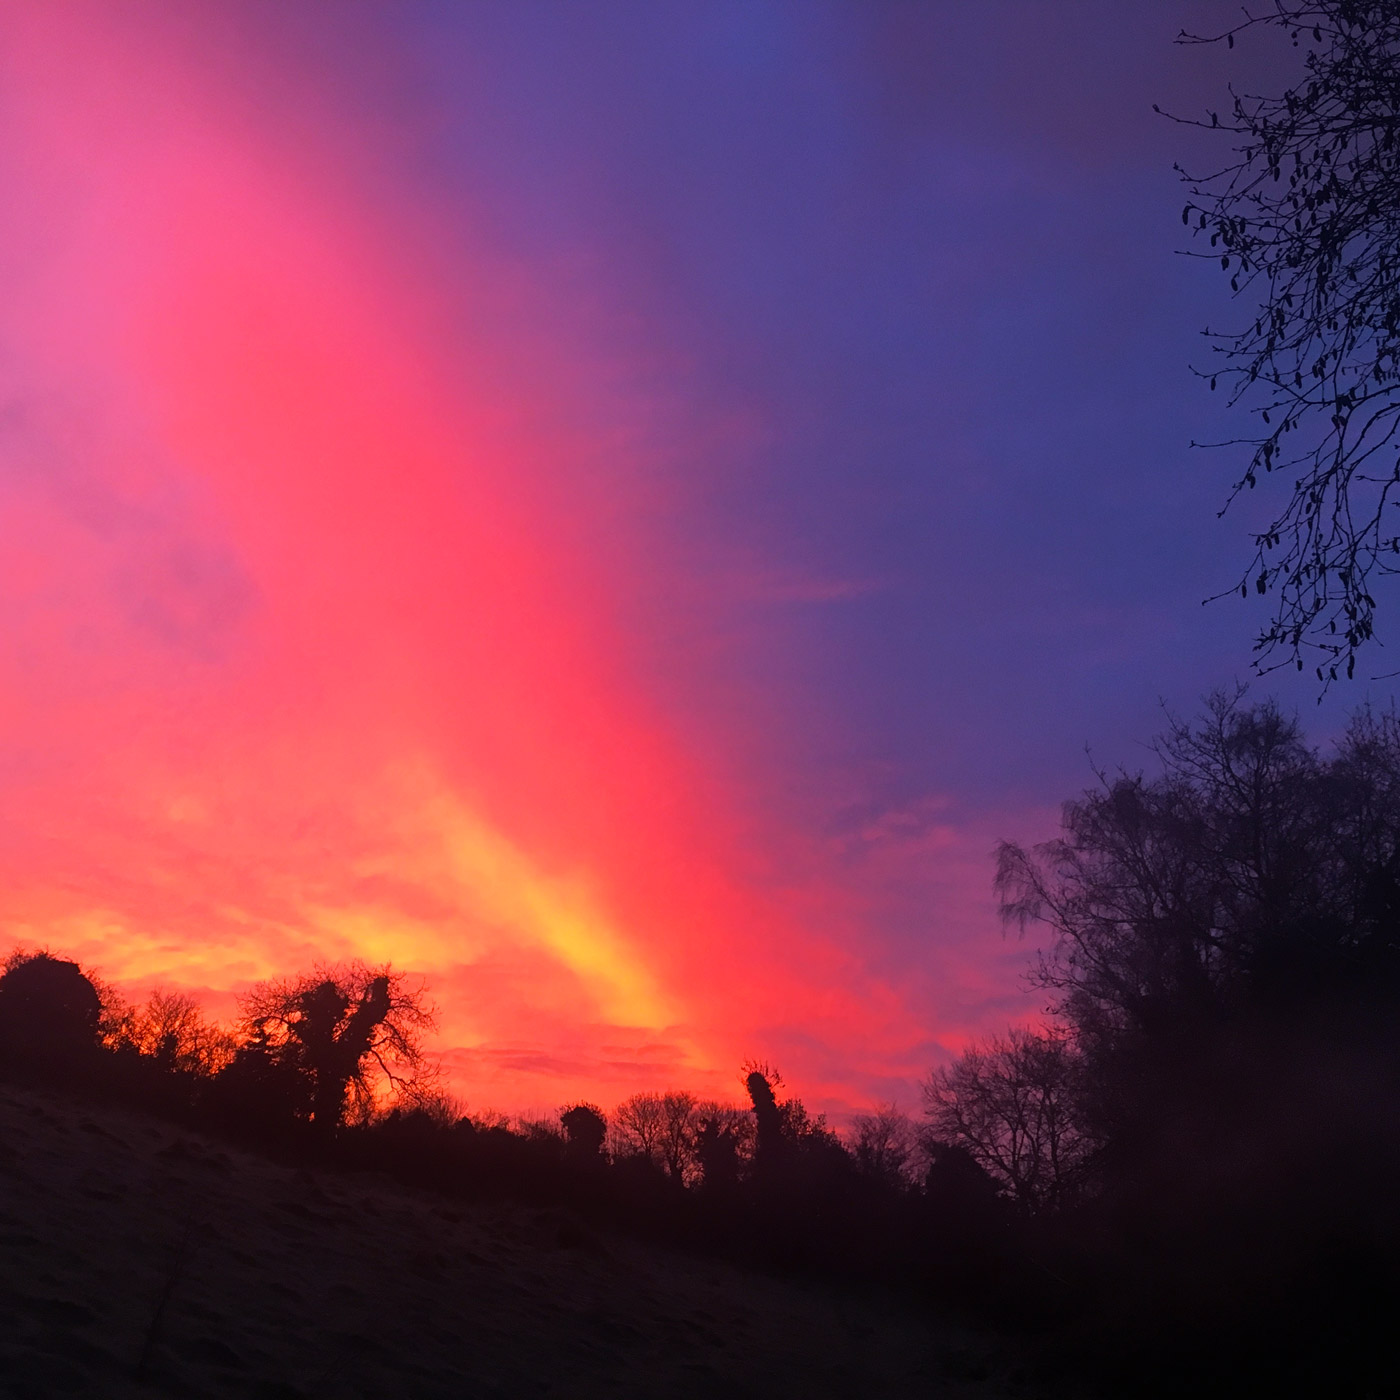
[0,1086,1028,1398]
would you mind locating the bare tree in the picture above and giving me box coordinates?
[612,1090,700,1179]
[657,1090,700,1180]
[1169,2,1400,681]
[121,989,235,1077]
[849,1103,920,1188]
[995,693,1348,1054]
[235,961,437,1128]
[612,1091,667,1163]
[993,693,1400,1189]
[922,1028,1090,1213]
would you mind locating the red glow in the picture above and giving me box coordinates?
[0,3,1006,1115]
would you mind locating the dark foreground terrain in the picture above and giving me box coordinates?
[0,1087,1030,1398]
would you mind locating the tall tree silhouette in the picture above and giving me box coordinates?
[743,1061,787,1171]
[996,692,1400,1183]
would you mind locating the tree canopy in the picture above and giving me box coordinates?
[230,961,436,1130]
[923,1027,1088,1213]
[0,951,103,1068]
[993,692,1400,1184]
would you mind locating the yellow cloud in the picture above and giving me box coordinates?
[338,764,674,1029]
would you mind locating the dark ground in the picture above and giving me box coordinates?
[0,1086,1045,1398]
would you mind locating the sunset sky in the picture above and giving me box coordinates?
[0,2,1367,1116]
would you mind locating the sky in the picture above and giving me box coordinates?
[0,1,1374,1117]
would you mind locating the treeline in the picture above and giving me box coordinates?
[4,693,1398,1392]
[926,693,1400,1392]
[0,946,1015,1331]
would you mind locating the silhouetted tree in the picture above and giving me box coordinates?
[742,1061,787,1171]
[612,1091,666,1162]
[923,1029,1089,1214]
[740,1060,850,1206]
[996,692,1400,1219]
[613,1090,700,1179]
[923,1139,1003,1214]
[656,1090,700,1180]
[850,1104,920,1188]
[560,1102,607,1161]
[693,1108,744,1192]
[205,1024,309,1135]
[120,988,235,1077]
[230,961,436,1131]
[918,1140,1009,1298]
[1002,695,1287,1046]
[0,950,103,1074]
[1169,2,1400,679]
[777,1095,846,1161]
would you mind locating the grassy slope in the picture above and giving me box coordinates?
[0,1086,1027,1398]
